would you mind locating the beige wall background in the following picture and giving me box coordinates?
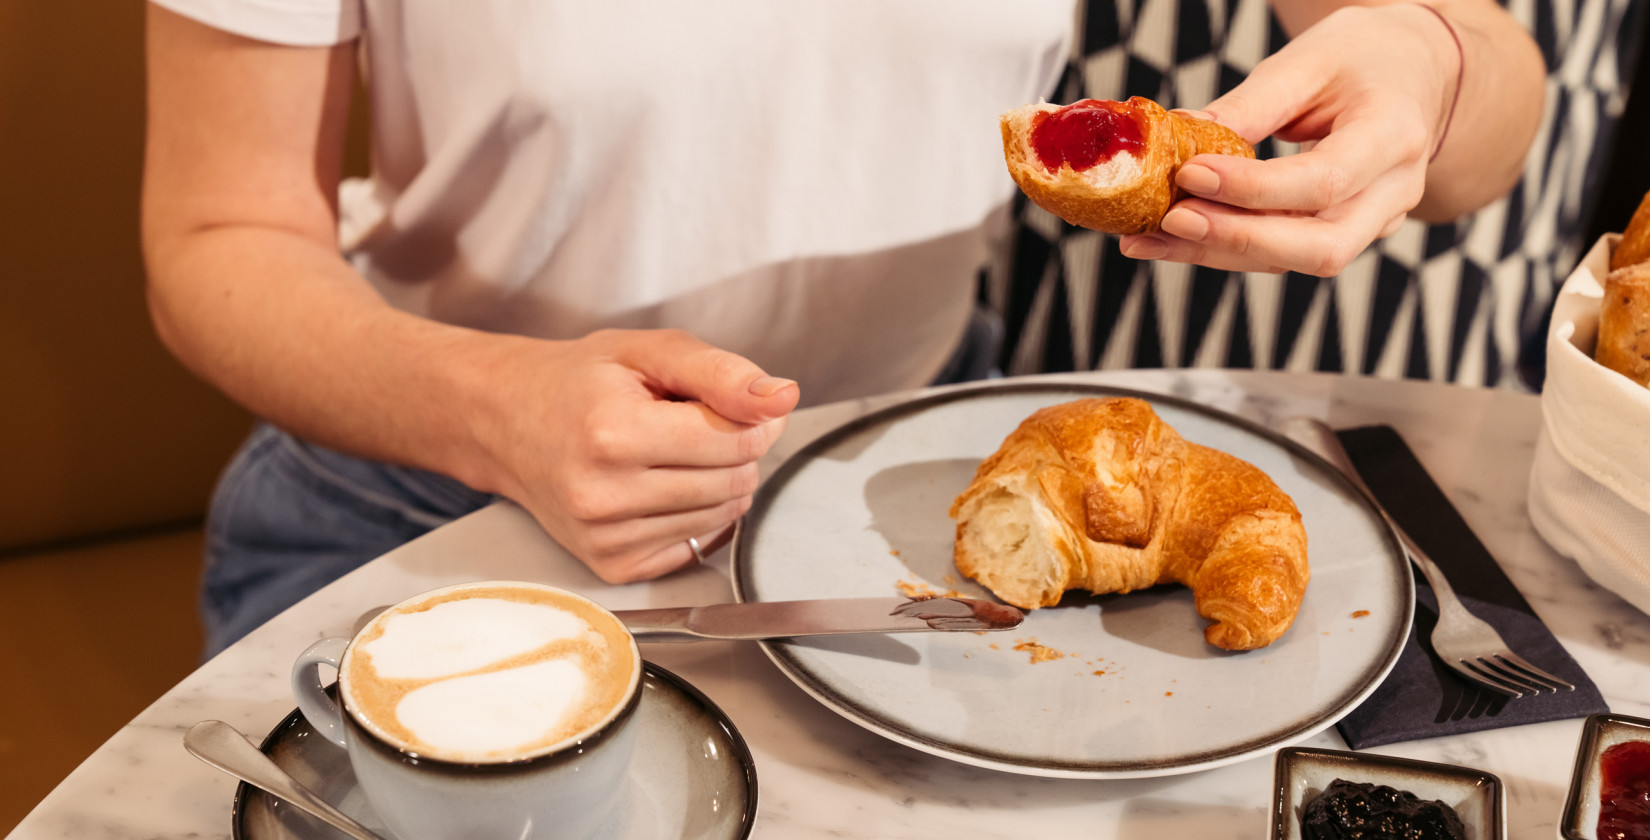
[0,2,362,832]
[0,1,254,551]
[0,2,249,831]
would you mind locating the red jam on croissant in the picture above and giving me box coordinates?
[1029,99,1148,173]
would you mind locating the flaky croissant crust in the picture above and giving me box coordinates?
[949,397,1309,650]
[1000,96,1255,235]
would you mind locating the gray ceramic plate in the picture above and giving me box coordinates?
[233,663,757,840]
[1270,747,1504,840]
[1560,713,1650,840]
[732,382,1412,779]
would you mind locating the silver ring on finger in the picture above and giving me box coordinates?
[686,536,706,564]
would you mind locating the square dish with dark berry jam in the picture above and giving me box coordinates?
[1270,746,1504,840]
[1561,713,1650,840]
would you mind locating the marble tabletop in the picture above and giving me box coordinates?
[9,369,1647,840]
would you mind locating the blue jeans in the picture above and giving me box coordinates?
[197,309,1003,659]
[199,424,495,658]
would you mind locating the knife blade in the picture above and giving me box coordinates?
[613,597,1024,641]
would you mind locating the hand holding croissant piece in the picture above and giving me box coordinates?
[949,397,1309,651]
[1000,96,1255,235]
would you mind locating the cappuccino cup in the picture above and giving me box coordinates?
[292,580,643,840]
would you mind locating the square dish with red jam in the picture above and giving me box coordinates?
[1561,713,1650,840]
[1270,746,1504,840]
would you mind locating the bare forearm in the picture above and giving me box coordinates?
[141,2,799,581]
[144,227,526,495]
[138,7,512,489]
[1271,0,1545,222]
[1410,0,1544,220]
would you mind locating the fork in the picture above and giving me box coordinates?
[1280,416,1576,698]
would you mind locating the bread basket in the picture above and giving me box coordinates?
[1528,234,1650,615]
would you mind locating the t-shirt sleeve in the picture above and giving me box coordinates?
[148,0,362,47]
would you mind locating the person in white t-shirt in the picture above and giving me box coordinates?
[139,0,1542,656]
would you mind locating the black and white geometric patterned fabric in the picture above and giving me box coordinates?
[991,0,1647,390]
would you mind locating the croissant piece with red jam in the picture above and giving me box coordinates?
[1000,96,1255,235]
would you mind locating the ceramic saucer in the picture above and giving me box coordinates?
[233,662,757,840]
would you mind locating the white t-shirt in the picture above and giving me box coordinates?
[152,0,1072,405]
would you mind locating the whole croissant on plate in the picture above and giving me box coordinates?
[948,397,1309,651]
[1000,96,1255,235]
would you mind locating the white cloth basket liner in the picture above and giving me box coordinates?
[1529,234,1650,615]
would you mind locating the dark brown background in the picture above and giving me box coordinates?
[0,2,366,832]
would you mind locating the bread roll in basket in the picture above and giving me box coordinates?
[1600,191,1650,387]
[1529,232,1650,617]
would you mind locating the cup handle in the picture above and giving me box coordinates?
[292,637,352,750]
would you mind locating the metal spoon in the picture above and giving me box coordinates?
[184,719,386,840]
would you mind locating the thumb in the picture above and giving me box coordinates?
[630,331,800,425]
[1202,56,1324,145]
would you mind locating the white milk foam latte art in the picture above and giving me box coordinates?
[339,583,639,763]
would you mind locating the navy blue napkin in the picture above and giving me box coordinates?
[1331,425,1607,750]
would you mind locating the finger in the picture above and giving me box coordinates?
[586,395,789,470]
[619,329,799,425]
[698,521,738,556]
[1200,56,1328,144]
[1171,199,1378,276]
[1378,212,1407,239]
[1170,108,1216,122]
[684,522,737,565]
[1149,201,1340,275]
[561,460,760,524]
[587,543,699,585]
[1177,106,1424,215]
[578,501,750,583]
[1131,180,1410,276]
[1121,226,1286,275]
[659,403,790,469]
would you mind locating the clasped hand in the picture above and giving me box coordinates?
[482,329,798,584]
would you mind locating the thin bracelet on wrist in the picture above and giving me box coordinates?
[1414,3,1465,164]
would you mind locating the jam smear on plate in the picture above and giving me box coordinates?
[1301,778,1466,840]
[1029,99,1146,173]
[1600,740,1650,840]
